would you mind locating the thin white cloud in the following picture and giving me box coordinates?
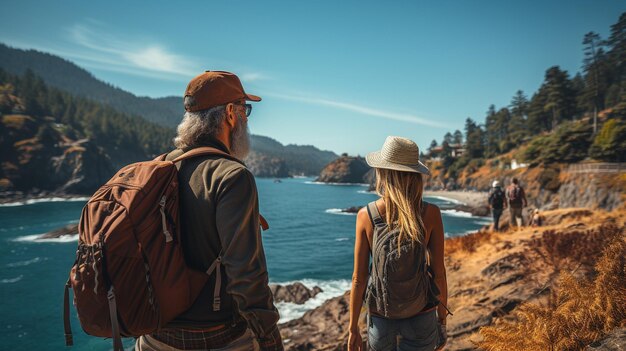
[67,23,198,77]
[265,92,447,128]
[240,72,271,82]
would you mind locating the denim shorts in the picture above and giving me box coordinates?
[368,309,438,351]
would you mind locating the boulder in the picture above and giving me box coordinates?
[270,282,323,304]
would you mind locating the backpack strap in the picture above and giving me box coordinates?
[205,250,224,311]
[171,147,244,165]
[107,286,124,351]
[366,201,385,227]
[63,279,73,346]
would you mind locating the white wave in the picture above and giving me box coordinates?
[357,190,376,194]
[441,209,473,218]
[475,218,493,225]
[424,195,465,205]
[273,279,351,323]
[13,234,79,243]
[325,208,357,216]
[1,275,23,284]
[0,197,89,207]
[335,237,349,242]
[305,181,368,186]
[6,257,47,267]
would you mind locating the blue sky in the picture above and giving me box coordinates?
[1,1,624,155]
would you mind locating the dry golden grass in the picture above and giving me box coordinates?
[445,230,493,255]
[530,223,623,272]
[478,234,626,350]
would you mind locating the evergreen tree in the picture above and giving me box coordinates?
[464,118,485,158]
[582,31,609,133]
[443,132,453,145]
[453,129,463,145]
[484,104,499,157]
[607,12,626,99]
[543,66,577,130]
[508,90,529,147]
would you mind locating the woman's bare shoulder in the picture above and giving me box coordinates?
[357,206,370,224]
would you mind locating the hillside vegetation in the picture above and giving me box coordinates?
[425,13,626,192]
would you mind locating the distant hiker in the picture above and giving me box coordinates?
[488,180,507,231]
[531,209,543,227]
[349,136,450,351]
[506,178,528,230]
[137,71,282,350]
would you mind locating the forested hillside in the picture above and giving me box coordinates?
[0,43,182,127]
[426,12,626,186]
[0,69,173,169]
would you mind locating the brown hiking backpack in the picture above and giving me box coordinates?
[63,147,268,351]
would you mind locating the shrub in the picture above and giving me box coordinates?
[445,230,493,255]
[589,118,626,162]
[478,231,626,350]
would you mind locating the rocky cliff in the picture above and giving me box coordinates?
[316,156,371,184]
[0,114,115,197]
[278,207,626,350]
[425,155,625,211]
[245,151,290,178]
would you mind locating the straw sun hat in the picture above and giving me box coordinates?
[365,136,430,175]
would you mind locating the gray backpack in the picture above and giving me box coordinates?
[365,200,440,319]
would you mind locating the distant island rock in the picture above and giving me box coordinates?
[270,282,323,304]
[316,155,371,184]
[39,223,78,239]
[342,206,363,214]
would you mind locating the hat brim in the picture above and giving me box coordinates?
[245,93,262,102]
[366,151,430,175]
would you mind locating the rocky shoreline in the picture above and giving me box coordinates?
[278,207,626,350]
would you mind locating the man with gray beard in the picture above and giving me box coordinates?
[135,71,282,350]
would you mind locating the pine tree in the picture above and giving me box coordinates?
[582,31,607,134]
[453,129,463,145]
[543,66,577,130]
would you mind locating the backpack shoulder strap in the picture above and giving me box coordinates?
[421,200,429,217]
[172,147,243,165]
[366,201,385,227]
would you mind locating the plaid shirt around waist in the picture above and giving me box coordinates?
[150,320,248,350]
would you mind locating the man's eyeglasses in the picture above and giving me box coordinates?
[234,102,252,117]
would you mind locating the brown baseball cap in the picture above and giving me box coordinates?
[184,70,261,112]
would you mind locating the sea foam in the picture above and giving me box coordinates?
[325,208,357,216]
[273,279,351,323]
[0,197,89,207]
[13,234,78,243]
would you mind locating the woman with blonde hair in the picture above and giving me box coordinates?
[348,136,449,351]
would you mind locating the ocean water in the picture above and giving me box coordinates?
[0,177,490,350]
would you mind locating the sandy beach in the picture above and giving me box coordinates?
[424,190,489,209]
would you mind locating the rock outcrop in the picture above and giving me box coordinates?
[586,328,626,350]
[316,156,371,184]
[1,114,115,198]
[39,223,78,239]
[245,151,290,178]
[270,282,323,304]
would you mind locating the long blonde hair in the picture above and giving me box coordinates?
[375,168,426,250]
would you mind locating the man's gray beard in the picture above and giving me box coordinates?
[230,117,250,160]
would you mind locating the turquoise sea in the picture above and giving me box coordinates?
[0,177,490,350]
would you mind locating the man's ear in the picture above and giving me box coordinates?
[225,103,237,129]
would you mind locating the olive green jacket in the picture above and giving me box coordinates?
[165,141,280,339]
